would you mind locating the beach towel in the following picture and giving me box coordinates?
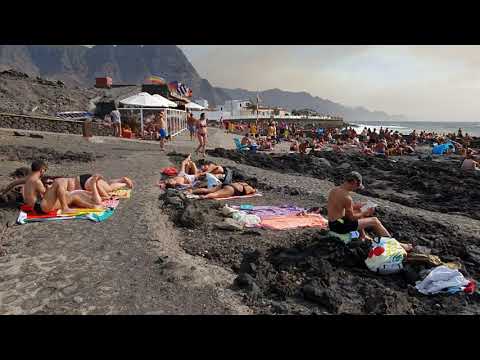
[16,197,121,225]
[213,193,263,201]
[259,214,328,230]
[231,205,304,219]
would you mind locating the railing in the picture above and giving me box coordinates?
[118,107,187,139]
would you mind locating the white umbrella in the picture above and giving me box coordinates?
[186,101,205,110]
[152,94,178,108]
[119,92,177,134]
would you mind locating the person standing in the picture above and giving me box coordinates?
[195,113,208,157]
[110,108,122,137]
[187,111,196,141]
[157,111,168,152]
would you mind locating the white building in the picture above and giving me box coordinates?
[216,100,252,116]
[194,98,209,109]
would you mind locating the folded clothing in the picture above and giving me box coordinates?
[259,214,328,230]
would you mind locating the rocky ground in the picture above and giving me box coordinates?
[0,69,138,116]
[1,127,479,314]
[161,135,480,315]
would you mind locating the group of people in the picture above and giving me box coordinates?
[0,160,133,214]
[159,154,256,199]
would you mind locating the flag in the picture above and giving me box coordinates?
[168,81,179,92]
[147,75,166,85]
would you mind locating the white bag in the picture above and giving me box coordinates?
[365,237,407,275]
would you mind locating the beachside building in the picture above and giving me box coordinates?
[217,100,252,116]
[194,98,209,109]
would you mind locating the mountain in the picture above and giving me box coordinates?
[217,87,407,122]
[0,45,405,122]
[0,45,228,107]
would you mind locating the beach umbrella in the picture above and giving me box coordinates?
[120,92,177,134]
[152,94,178,108]
[185,102,205,110]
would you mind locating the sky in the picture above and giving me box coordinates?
[178,45,480,122]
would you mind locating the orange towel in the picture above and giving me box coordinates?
[260,214,328,230]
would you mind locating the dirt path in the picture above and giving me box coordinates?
[0,128,250,314]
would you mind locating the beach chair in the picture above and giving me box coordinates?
[234,138,249,152]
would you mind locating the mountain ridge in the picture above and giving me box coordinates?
[0,45,406,122]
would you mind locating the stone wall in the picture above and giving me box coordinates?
[0,113,113,136]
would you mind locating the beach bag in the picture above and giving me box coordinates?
[162,167,178,177]
[365,237,407,275]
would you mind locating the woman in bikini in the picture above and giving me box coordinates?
[195,113,208,157]
[191,182,256,199]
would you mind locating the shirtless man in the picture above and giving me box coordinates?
[327,171,412,251]
[19,160,104,214]
[461,154,479,172]
[157,112,168,152]
[1,170,132,201]
[241,133,252,146]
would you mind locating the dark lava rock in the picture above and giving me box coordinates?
[177,204,205,229]
[302,284,342,313]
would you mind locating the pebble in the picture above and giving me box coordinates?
[73,296,83,304]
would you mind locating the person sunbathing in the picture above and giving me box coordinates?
[17,160,104,214]
[191,182,256,199]
[163,155,199,189]
[327,171,412,252]
[4,172,132,201]
[199,160,224,176]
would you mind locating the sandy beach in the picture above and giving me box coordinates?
[1,127,479,314]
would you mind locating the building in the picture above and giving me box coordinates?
[95,77,112,88]
[216,100,252,116]
[194,98,209,109]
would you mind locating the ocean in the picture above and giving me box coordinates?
[349,121,480,137]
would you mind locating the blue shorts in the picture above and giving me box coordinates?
[159,128,168,138]
[188,125,196,133]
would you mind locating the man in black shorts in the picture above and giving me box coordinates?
[326,171,412,252]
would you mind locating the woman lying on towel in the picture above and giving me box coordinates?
[162,154,200,189]
[190,182,256,199]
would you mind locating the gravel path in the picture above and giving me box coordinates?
[0,128,251,314]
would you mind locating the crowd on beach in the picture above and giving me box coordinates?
[224,118,479,172]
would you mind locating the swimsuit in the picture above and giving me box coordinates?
[328,217,359,234]
[79,174,92,190]
[34,199,47,214]
[159,128,168,138]
[178,171,196,184]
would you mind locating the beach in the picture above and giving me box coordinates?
[1,127,479,314]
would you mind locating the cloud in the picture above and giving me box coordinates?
[179,45,480,121]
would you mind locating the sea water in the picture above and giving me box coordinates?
[349,120,480,137]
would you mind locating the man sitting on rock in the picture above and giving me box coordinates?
[327,171,412,251]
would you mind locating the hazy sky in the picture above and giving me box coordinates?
[178,45,480,122]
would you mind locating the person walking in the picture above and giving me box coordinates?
[195,113,208,157]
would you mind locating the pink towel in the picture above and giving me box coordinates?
[260,214,328,230]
